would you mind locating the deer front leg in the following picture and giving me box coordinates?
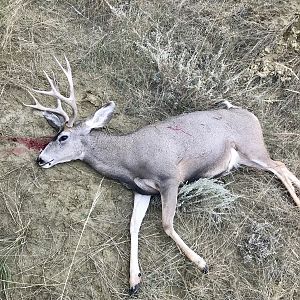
[161,182,208,272]
[129,193,151,295]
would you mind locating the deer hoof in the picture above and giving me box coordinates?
[129,283,140,296]
[202,264,209,274]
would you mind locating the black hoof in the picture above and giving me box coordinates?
[129,283,140,296]
[203,264,209,274]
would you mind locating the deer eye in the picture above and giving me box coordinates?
[58,135,69,142]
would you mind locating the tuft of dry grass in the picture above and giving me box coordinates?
[0,0,300,299]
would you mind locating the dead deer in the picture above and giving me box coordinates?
[24,56,300,295]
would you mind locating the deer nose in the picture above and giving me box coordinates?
[36,157,45,166]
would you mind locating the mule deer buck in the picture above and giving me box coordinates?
[24,56,300,295]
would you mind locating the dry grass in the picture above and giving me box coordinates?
[1,0,300,299]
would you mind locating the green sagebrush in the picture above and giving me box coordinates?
[178,178,238,213]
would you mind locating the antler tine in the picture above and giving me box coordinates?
[25,56,78,127]
[32,71,69,102]
[53,55,78,127]
[24,90,70,122]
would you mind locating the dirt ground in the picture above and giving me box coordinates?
[0,1,300,299]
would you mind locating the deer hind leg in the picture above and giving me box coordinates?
[240,153,300,208]
[266,160,300,208]
[160,181,208,272]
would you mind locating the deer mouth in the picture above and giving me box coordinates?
[37,158,54,168]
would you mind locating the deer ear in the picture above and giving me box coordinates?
[43,111,65,131]
[85,101,115,131]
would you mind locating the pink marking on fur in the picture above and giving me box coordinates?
[167,125,192,137]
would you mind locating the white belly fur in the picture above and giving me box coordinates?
[226,148,240,172]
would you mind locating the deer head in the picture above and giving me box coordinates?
[24,56,115,168]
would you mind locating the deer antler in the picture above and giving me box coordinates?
[24,55,78,127]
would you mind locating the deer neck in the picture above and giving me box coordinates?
[81,132,133,178]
